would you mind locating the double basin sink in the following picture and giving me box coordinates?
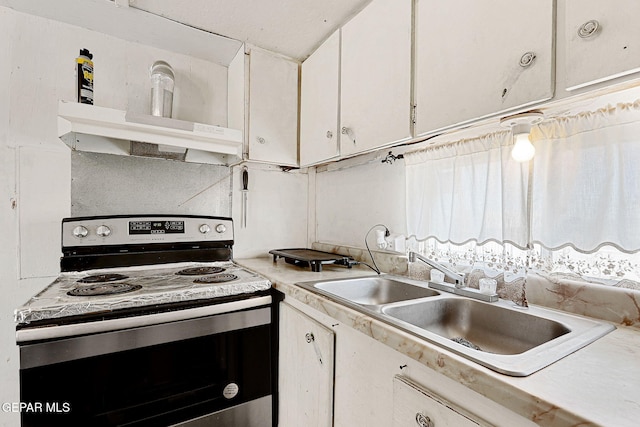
[296,275,614,376]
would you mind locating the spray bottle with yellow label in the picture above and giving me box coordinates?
[76,49,93,104]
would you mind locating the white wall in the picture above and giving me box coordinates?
[314,156,406,248]
[0,8,230,426]
[232,164,309,259]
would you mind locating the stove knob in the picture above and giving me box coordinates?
[215,224,227,234]
[72,225,89,238]
[199,224,211,234]
[96,225,112,237]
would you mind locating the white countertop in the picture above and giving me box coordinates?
[237,256,640,427]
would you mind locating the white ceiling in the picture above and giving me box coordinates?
[129,0,373,61]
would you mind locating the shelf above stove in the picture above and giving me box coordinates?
[57,101,243,165]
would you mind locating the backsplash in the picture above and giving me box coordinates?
[71,151,232,217]
[312,242,640,330]
[526,273,640,329]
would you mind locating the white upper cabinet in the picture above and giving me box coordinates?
[248,47,299,166]
[300,30,340,167]
[415,0,554,135]
[340,0,412,157]
[564,0,640,91]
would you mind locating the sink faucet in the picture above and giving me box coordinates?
[408,251,466,288]
[408,251,498,303]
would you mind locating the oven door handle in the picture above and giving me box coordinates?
[18,296,272,369]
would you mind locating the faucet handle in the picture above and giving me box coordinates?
[455,273,467,289]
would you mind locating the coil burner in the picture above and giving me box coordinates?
[67,283,142,297]
[176,266,226,276]
[193,274,238,284]
[77,273,130,283]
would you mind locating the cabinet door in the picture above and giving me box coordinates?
[300,30,340,167]
[340,0,412,157]
[565,0,640,90]
[278,303,335,427]
[415,0,554,135]
[393,376,483,427]
[248,48,298,166]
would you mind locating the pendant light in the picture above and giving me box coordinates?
[500,111,544,162]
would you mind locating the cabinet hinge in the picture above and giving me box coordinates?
[411,104,417,125]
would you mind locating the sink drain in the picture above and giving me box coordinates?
[451,337,482,351]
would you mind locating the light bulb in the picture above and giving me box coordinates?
[511,133,535,162]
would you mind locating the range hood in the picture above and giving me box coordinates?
[57,101,243,165]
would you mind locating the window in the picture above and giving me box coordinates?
[405,101,640,288]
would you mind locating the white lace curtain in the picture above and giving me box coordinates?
[530,102,640,253]
[405,132,529,248]
[405,101,640,285]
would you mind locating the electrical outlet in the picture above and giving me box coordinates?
[384,234,406,253]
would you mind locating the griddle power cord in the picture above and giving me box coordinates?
[333,257,379,274]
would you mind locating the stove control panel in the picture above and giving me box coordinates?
[63,216,233,247]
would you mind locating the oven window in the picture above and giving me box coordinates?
[20,324,271,426]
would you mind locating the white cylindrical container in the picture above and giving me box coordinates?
[150,61,175,117]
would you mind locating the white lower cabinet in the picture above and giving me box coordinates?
[278,302,335,427]
[279,298,537,427]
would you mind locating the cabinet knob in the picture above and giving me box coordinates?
[256,136,266,144]
[341,126,356,144]
[578,20,600,38]
[305,332,324,365]
[326,130,333,139]
[415,412,434,427]
[519,51,536,68]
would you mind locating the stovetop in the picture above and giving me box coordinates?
[15,261,271,325]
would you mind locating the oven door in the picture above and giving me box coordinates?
[18,300,272,427]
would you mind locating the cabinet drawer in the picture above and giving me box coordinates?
[393,375,488,427]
